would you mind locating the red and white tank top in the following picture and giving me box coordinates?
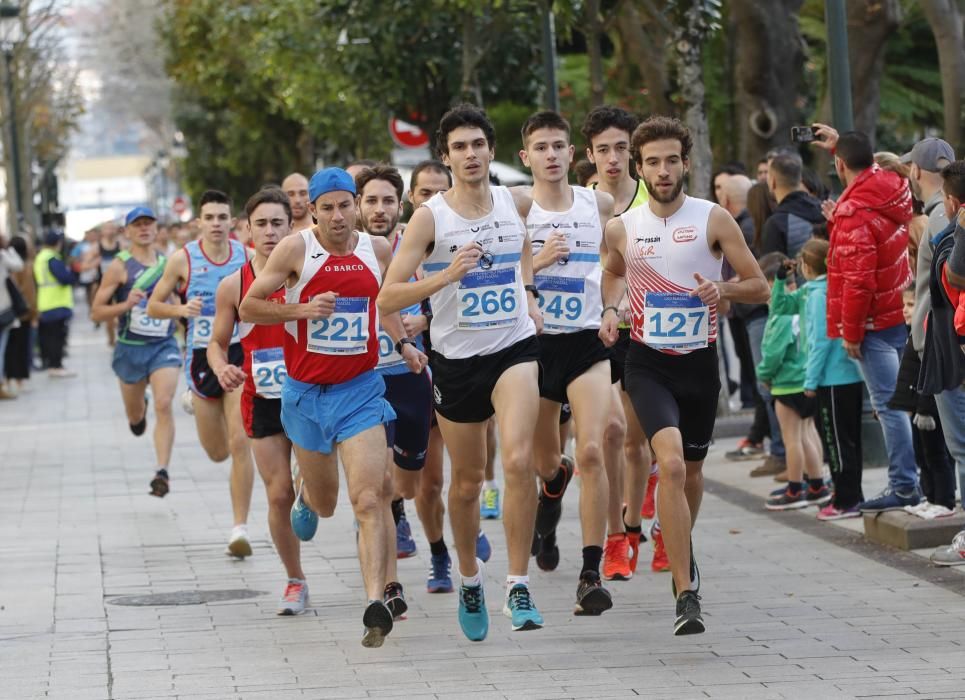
[238,262,287,399]
[284,229,381,384]
[622,195,721,355]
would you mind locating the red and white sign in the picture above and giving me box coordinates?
[389,117,429,149]
[172,196,188,215]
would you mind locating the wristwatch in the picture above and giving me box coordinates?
[524,284,540,301]
[395,337,416,355]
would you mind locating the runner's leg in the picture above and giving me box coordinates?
[192,395,231,462]
[118,378,148,426]
[566,362,611,549]
[604,387,628,533]
[436,416,487,577]
[416,425,446,544]
[251,434,303,580]
[148,366,178,469]
[649,427,695,598]
[621,390,650,530]
[223,389,254,527]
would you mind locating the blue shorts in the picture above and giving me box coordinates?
[112,337,182,384]
[281,371,396,455]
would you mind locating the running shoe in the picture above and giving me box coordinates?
[805,483,832,507]
[627,530,644,574]
[674,590,705,635]
[532,531,559,572]
[476,530,492,563]
[149,469,169,498]
[458,581,489,641]
[277,578,309,616]
[651,523,670,572]
[361,600,393,648]
[725,438,765,462]
[919,504,956,520]
[816,503,861,521]
[480,485,501,519]
[180,388,195,415]
[749,454,785,477]
[290,485,319,541]
[904,499,932,516]
[765,486,808,511]
[859,487,920,513]
[602,533,633,581]
[396,514,417,558]
[383,582,407,620]
[225,525,252,558]
[670,541,700,598]
[641,468,659,519]
[503,584,543,631]
[574,570,612,616]
[427,552,453,593]
[929,530,965,566]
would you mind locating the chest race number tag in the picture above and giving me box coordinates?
[129,301,170,338]
[377,328,405,369]
[535,275,585,331]
[251,347,286,399]
[307,296,370,355]
[192,300,239,348]
[643,291,709,350]
[457,268,519,330]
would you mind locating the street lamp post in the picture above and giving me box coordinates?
[825,0,854,133]
[0,1,23,232]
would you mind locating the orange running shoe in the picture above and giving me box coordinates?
[627,530,641,574]
[651,523,670,572]
[641,467,658,519]
[602,533,633,581]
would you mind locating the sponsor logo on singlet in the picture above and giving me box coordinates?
[325,264,365,272]
[672,226,698,243]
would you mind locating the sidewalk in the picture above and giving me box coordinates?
[2,314,965,700]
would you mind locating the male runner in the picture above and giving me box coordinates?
[239,167,426,647]
[379,104,544,640]
[282,172,314,233]
[519,111,615,614]
[147,190,256,557]
[600,116,769,634]
[91,207,181,497]
[582,105,655,579]
[206,186,309,615]
[97,220,123,346]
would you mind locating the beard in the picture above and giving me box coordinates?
[643,175,685,204]
[362,213,399,237]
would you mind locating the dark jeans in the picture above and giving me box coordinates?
[817,382,864,509]
[38,318,67,369]
[729,315,759,408]
[912,418,957,509]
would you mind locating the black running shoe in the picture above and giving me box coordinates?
[574,570,612,616]
[383,582,407,621]
[130,395,149,436]
[671,539,700,598]
[361,600,393,648]
[534,532,560,572]
[149,469,169,498]
[674,590,705,636]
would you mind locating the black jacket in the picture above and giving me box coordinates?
[761,191,825,258]
[888,334,936,415]
[918,222,965,394]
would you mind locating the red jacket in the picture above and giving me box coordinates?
[827,164,913,343]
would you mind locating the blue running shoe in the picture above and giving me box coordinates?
[458,581,489,641]
[290,486,318,541]
[396,514,417,558]
[476,530,492,563]
[480,486,501,519]
[503,583,543,631]
[859,487,920,513]
[427,552,453,593]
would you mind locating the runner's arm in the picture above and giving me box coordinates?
[373,235,428,371]
[146,249,199,320]
[239,234,313,324]
[710,207,770,304]
[207,273,246,391]
[90,257,135,322]
[599,217,628,346]
[378,207,452,314]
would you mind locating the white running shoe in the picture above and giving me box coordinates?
[277,579,309,615]
[226,525,252,558]
[919,504,955,520]
[903,499,931,516]
[180,389,195,415]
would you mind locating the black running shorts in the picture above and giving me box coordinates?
[383,370,433,470]
[610,328,631,389]
[538,329,612,404]
[188,343,243,400]
[774,392,817,419]
[241,392,284,439]
[624,341,720,462]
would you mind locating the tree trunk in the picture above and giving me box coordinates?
[729,0,806,170]
[611,1,673,116]
[460,10,484,105]
[846,0,902,140]
[585,0,605,107]
[675,22,712,199]
[921,0,965,153]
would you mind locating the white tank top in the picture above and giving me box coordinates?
[622,196,721,354]
[422,186,536,359]
[528,186,603,334]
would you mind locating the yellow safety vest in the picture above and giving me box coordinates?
[34,248,73,313]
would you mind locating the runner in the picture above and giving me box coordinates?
[239,167,426,647]
[97,221,123,346]
[282,172,313,233]
[599,116,769,634]
[206,186,309,615]
[146,190,256,558]
[581,105,655,579]
[91,207,181,497]
[379,104,544,640]
[519,110,615,615]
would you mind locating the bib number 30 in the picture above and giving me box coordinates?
[643,291,709,351]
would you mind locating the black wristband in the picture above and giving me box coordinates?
[395,337,416,355]
[524,284,540,300]
[601,305,619,318]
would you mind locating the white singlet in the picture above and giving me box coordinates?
[421,186,535,359]
[528,185,604,334]
[622,195,721,354]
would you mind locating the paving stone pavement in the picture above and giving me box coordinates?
[2,315,965,700]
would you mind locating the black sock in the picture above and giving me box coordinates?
[807,478,824,491]
[543,466,567,498]
[581,545,603,576]
[391,498,405,525]
[130,417,147,436]
[787,481,804,495]
[155,468,168,480]
[624,522,642,535]
[429,538,447,557]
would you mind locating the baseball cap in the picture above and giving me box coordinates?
[900,137,955,172]
[308,168,356,203]
[43,230,64,246]
[125,206,157,226]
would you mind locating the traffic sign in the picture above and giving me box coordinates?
[172,196,188,215]
[389,117,429,149]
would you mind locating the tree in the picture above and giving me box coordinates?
[920,0,964,152]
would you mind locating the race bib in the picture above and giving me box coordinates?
[535,275,585,331]
[376,328,405,369]
[642,291,709,351]
[193,301,239,348]
[457,268,519,330]
[307,296,370,355]
[251,347,286,399]
[129,302,171,338]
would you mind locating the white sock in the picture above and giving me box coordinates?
[484,480,497,491]
[650,461,659,475]
[461,558,483,587]
[506,575,529,589]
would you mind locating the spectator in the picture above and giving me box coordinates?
[756,157,768,183]
[876,151,928,277]
[812,125,919,512]
[0,233,25,399]
[573,159,598,188]
[801,167,829,202]
[761,154,825,258]
[35,231,81,377]
[718,175,755,246]
[712,163,747,204]
[3,235,35,394]
[747,182,777,256]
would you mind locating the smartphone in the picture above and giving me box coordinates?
[791,126,817,143]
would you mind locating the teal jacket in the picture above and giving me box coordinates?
[756,282,806,395]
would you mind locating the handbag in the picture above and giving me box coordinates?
[6,277,27,319]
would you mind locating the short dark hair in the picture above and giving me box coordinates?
[410,160,452,191]
[769,154,803,188]
[347,159,377,171]
[198,189,231,210]
[630,116,693,164]
[574,159,597,187]
[801,168,828,200]
[580,105,639,148]
[355,165,404,202]
[835,131,874,171]
[717,162,747,176]
[245,186,291,222]
[436,103,495,155]
[758,251,789,282]
[941,160,965,202]
[521,110,571,145]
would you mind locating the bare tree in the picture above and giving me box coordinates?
[847,0,902,139]
[920,0,964,152]
[611,0,673,116]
